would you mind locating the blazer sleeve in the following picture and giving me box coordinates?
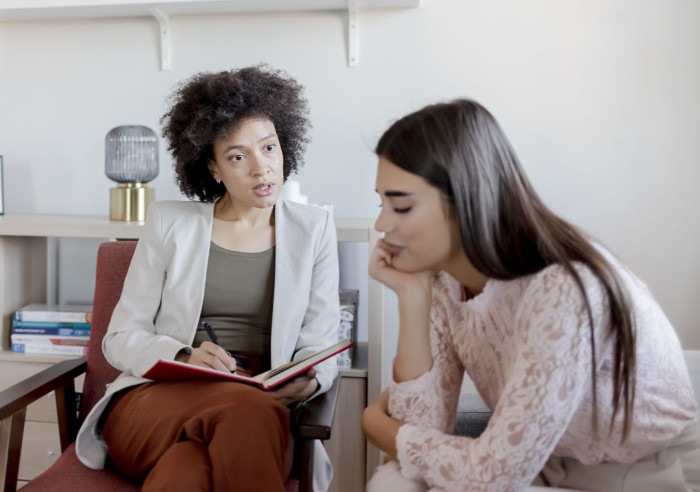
[293,211,340,395]
[102,204,191,377]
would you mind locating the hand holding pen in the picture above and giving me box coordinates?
[182,321,237,373]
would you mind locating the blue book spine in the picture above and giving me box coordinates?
[11,327,91,336]
[12,320,91,336]
[12,320,91,329]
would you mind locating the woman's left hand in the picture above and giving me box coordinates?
[369,239,433,298]
[362,389,400,459]
[267,368,319,406]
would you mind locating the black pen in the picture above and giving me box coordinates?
[200,320,236,372]
[201,320,219,345]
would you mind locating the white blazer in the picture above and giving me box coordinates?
[75,199,340,491]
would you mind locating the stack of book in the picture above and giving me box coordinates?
[338,290,359,369]
[11,303,92,356]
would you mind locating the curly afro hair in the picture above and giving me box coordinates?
[161,65,311,202]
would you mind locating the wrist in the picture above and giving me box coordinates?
[174,347,192,363]
[395,281,432,310]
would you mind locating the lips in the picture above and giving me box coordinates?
[253,182,274,196]
[384,241,404,255]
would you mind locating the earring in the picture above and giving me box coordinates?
[216,179,222,184]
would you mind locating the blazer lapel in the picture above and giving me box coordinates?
[186,202,215,338]
[269,200,302,367]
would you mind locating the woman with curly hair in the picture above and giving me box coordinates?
[362,99,699,491]
[74,65,340,491]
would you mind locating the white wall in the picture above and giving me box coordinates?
[1,1,699,376]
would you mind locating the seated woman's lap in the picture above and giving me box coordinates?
[102,380,292,485]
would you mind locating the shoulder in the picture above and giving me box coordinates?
[520,260,606,316]
[523,244,634,307]
[278,199,331,223]
[145,200,213,242]
[277,199,335,238]
[148,200,212,220]
[510,248,628,346]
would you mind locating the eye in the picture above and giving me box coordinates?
[394,207,412,214]
[229,153,245,162]
[265,144,276,152]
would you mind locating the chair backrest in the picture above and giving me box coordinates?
[78,241,137,420]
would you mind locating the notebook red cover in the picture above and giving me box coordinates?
[142,339,353,391]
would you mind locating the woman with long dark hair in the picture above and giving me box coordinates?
[362,99,699,491]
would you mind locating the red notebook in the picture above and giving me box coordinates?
[143,339,353,391]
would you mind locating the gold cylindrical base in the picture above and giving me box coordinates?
[110,183,154,222]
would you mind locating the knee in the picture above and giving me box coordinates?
[217,388,290,435]
[143,441,211,492]
[367,461,428,492]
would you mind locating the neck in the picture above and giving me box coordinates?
[214,194,274,227]
[442,250,489,296]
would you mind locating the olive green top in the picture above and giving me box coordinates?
[194,241,275,356]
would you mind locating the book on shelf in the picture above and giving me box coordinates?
[10,334,90,347]
[11,319,91,329]
[143,338,353,391]
[11,343,89,356]
[13,303,92,323]
[11,326,91,336]
[12,320,91,336]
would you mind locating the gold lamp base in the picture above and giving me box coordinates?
[110,183,154,222]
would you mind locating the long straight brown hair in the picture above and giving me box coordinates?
[376,99,636,440]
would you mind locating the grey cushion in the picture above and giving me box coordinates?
[454,392,491,438]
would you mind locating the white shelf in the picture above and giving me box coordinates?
[0,213,373,242]
[0,0,419,20]
[0,213,146,239]
[0,0,420,68]
[0,350,81,364]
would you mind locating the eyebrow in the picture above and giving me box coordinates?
[375,189,413,198]
[222,133,277,153]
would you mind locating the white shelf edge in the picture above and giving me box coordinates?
[0,0,419,21]
[0,213,374,241]
[0,0,420,68]
[0,349,82,364]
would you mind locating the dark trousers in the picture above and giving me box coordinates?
[102,380,292,492]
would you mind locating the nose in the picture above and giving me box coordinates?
[250,154,270,177]
[374,206,391,233]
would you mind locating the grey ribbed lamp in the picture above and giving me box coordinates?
[105,125,158,222]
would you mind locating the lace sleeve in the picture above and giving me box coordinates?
[395,266,611,491]
[388,281,465,434]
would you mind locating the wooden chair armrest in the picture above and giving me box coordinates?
[293,374,341,440]
[0,356,87,421]
[0,356,87,491]
[290,375,341,491]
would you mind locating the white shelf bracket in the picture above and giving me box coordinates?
[348,0,359,67]
[149,8,171,71]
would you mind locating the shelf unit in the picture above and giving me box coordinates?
[0,0,420,68]
[0,212,384,483]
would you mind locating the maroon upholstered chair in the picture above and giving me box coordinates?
[0,241,339,492]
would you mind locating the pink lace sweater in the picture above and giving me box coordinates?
[389,257,698,491]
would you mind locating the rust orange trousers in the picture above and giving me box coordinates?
[101,380,292,492]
